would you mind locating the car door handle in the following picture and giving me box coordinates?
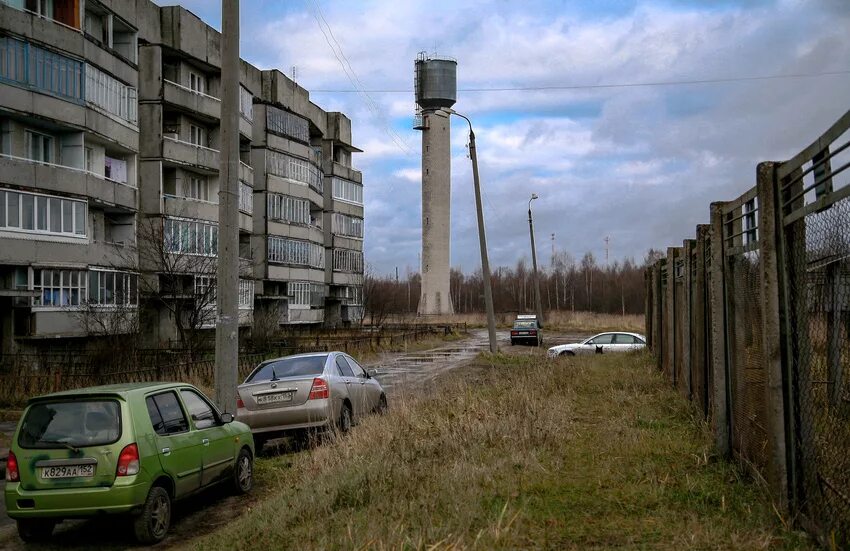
[359,381,365,385]
[345,381,351,385]
[161,447,171,456]
[202,438,210,446]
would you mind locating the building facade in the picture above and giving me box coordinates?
[0,0,364,354]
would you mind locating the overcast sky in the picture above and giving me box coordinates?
[159,0,850,276]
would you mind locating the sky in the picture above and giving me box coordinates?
[157,0,850,276]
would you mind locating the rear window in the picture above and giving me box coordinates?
[513,320,537,329]
[18,400,121,449]
[245,355,328,383]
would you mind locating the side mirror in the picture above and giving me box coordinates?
[366,369,378,378]
[220,412,234,424]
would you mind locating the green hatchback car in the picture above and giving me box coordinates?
[4,382,254,544]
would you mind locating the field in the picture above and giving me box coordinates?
[393,311,645,333]
[183,351,811,550]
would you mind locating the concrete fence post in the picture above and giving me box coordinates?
[682,239,694,401]
[645,267,653,350]
[708,202,730,457]
[653,260,663,370]
[665,249,677,385]
[757,161,790,511]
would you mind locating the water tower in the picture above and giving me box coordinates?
[414,52,457,315]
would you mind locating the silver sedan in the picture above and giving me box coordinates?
[235,352,387,449]
[547,332,646,358]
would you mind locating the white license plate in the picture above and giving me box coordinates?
[257,392,292,405]
[41,464,94,479]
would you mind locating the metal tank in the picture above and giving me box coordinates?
[414,54,457,111]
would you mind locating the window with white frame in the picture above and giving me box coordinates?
[238,279,254,309]
[265,150,323,193]
[331,177,363,205]
[32,268,87,308]
[189,124,206,147]
[339,286,363,305]
[25,130,53,163]
[239,86,253,121]
[85,64,138,124]
[182,174,210,202]
[163,217,218,256]
[104,155,128,184]
[238,181,253,214]
[88,269,138,307]
[194,274,216,301]
[188,70,206,94]
[332,213,363,238]
[266,105,309,142]
[267,193,310,225]
[0,188,86,237]
[287,282,324,309]
[267,237,324,268]
[333,249,363,273]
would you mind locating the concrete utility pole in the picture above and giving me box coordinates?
[445,109,497,353]
[215,0,239,413]
[528,194,544,326]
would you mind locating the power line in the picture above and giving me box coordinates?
[310,69,850,94]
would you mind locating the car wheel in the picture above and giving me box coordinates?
[375,394,388,415]
[133,485,171,544]
[17,519,56,542]
[232,447,253,495]
[338,402,353,434]
[559,351,575,357]
[510,340,515,346]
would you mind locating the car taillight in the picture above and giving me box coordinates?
[236,396,245,409]
[5,450,19,482]
[511,331,518,336]
[529,330,537,336]
[308,377,329,400]
[116,443,140,477]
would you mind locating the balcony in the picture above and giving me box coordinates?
[162,135,220,172]
[0,153,136,210]
[163,79,220,122]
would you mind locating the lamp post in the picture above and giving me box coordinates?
[440,109,498,353]
[528,193,544,327]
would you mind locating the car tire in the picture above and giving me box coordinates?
[559,351,575,357]
[232,447,253,495]
[375,394,388,415]
[338,402,353,434]
[17,519,56,542]
[510,340,515,346]
[133,485,171,544]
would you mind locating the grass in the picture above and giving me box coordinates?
[409,311,644,333]
[182,352,811,550]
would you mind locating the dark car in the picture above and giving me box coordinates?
[510,315,542,346]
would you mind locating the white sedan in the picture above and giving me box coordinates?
[547,332,646,358]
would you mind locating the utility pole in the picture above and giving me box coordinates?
[215,0,239,413]
[528,194,544,326]
[550,233,555,269]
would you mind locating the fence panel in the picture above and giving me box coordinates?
[674,250,687,396]
[779,111,850,546]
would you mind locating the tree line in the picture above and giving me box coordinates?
[364,249,664,323]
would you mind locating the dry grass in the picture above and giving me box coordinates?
[183,352,811,550]
[416,311,644,333]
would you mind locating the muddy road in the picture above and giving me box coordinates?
[0,329,590,549]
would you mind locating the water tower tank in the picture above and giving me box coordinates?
[414,54,457,110]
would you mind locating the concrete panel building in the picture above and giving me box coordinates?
[0,0,364,354]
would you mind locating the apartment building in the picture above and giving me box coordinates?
[0,0,364,354]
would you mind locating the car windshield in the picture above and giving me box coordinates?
[245,355,328,383]
[513,321,536,329]
[18,400,121,449]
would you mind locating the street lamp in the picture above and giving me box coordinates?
[528,193,544,327]
[439,108,498,353]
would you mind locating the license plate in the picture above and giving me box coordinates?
[257,392,292,405]
[41,464,94,479]
[518,331,529,335]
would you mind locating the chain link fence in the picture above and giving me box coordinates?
[645,109,850,547]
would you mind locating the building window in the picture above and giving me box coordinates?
[333,249,363,273]
[189,124,206,147]
[163,217,218,256]
[104,155,128,184]
[332,213,363,238]
[85,64,138,124]
[239,181,253,214]
[239,86,253,121]
[288,282,324,309]
[25,130,53,163]
[0,37,84,101]
[84,147,94,172]
[331,177,363,205]
[266,151,323,194]
[0,188,86,238]
[188,70,206,95]
[266,105,309,142]
[339,286,363,305]
[88,269,138,307]
[182,175,210,202]
[267,193,310,225]
[267,237,324,268]
[238,279,254,309]
[32,268,87,308]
